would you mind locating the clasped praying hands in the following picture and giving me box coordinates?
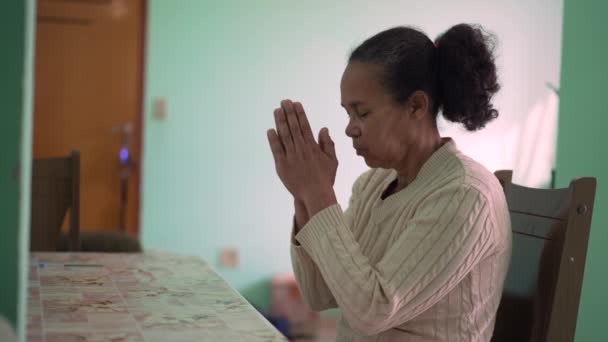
[267,99,339,217]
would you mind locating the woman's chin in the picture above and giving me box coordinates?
[357,151,378,167]
[362,156,375,167]
[363,156,386,169]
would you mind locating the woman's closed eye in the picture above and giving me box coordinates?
[346,111,368,117]
[345,110,370,119]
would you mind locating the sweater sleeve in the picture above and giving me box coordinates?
[289,170,370,311]
[290,219,337,311]
[294,184,496,335]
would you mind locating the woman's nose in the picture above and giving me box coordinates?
[345,118,360,138]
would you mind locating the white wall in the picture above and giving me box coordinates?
[142,0,563,303]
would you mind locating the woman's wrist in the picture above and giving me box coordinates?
[294,198,309,233]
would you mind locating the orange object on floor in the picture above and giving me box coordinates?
[271,274,320,337]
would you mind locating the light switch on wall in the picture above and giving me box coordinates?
[153,97,167,121]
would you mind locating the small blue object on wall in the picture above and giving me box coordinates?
[119,147,130,164]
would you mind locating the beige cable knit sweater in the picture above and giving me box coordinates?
[291,139,511,341]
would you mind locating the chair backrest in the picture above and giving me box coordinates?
[30,151,80,251]
[491,170,596,342]
[57,231,142,253]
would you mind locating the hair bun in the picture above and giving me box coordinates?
[435,24,500,131]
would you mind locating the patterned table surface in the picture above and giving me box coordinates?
[27,251,287,342]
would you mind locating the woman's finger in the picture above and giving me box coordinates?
[319,128,337,161]
[274,107,294,155]
[294,102,316,145]
[281,100,305,153]
[267,129,285,162]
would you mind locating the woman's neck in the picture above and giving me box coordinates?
[395,129,443,189]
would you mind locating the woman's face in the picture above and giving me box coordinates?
[340,61,421,169]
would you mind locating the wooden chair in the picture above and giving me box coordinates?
[30,151,81,251]
[491,170,596,342]
[58,231,142,253]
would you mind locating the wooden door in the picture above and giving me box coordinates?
[33,0,145,234]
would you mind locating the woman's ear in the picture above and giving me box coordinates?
[407,90,431,120]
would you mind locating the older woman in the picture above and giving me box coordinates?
[267,24,511,342]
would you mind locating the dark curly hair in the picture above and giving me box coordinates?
[349,24,500,131]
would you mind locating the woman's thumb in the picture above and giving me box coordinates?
[319,128,336,159]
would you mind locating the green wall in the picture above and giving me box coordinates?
[0,0,26,329]
[556,1,608,341]
[0,1,35,339]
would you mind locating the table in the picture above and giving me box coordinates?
[27,251,287,341]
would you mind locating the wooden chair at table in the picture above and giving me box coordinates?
[30,150,81,251]
[491,170,596,342]
[58,230,142,253]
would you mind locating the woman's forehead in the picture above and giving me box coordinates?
[340,62,385,106]
[341,62,383,86]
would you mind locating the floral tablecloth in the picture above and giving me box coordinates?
[27,251,287,341]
